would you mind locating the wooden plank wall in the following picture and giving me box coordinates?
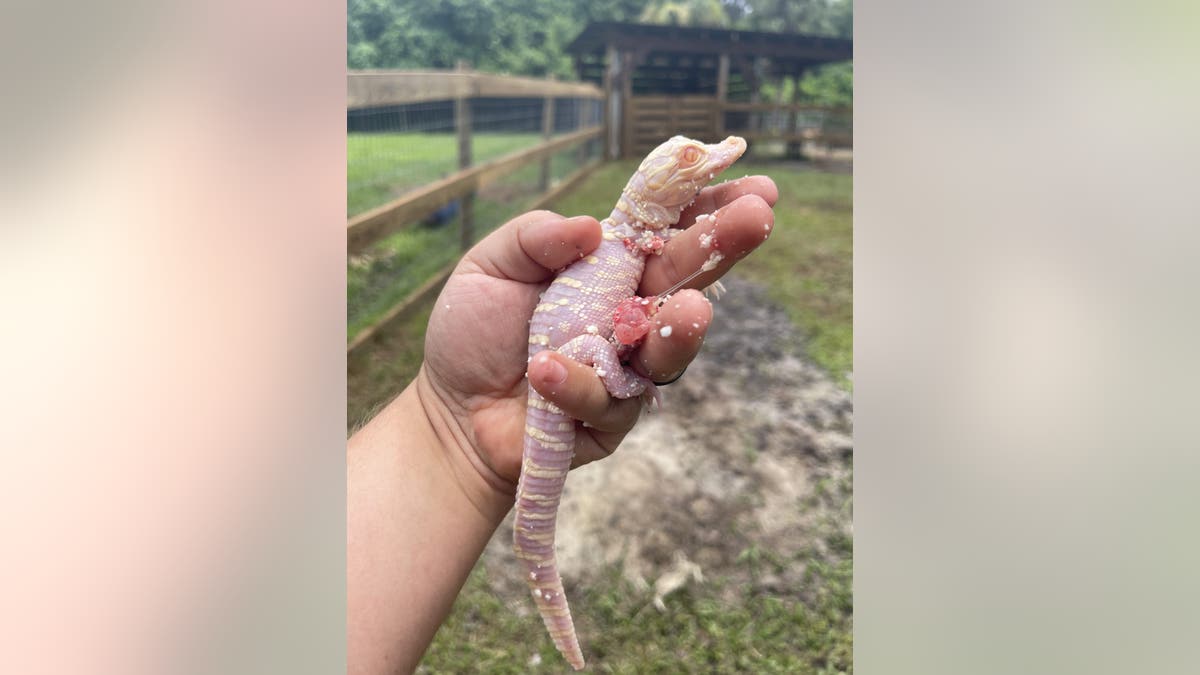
[624,95,718,157]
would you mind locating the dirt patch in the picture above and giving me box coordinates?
[480,275,852,610]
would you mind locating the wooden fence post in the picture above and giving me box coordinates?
[786,73,804,159]
[455,60,475,251]
[604,44,619,160]
[539,78,555,192]
[620,51,635,158]
[576,97,590,166]
[715,53,729,138]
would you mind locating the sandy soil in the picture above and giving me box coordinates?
[479,275,853,612]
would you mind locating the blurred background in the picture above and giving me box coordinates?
[5,0,1197,673]
[345,1,855,672]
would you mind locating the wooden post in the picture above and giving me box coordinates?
[576,96,590,166]
[786,72,804,160]
[539,79,555,192]
[715,53,729,138]
[748,58,761,133]
[603,44,618,160]
[620,51,634,158]
[454,60,474,250]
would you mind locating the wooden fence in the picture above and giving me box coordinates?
[347,67,606,356]
[624,94,852,158]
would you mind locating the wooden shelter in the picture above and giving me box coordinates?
[567,21,852,158]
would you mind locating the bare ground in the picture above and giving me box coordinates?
[477,274,853,620]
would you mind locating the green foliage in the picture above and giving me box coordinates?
[799,61,853,108]
[639,0,731,26]
[347,0,852,74]
[348,0,653,77]
[735,0,852,38]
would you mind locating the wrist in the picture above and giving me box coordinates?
[408,368,515,527]
[347,370,512,674]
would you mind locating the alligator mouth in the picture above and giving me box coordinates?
[706,136,747,173]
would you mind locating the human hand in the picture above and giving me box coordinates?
[414,177,777,516]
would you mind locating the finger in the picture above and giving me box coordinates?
[632,289,713,382]
[463,210,601,283]
[676,175,778,229]
[641,193,775,295]
[527,351,642,434]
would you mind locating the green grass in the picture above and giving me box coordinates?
[347,145,588,341]
[734,165,852,386]
[423,464,854,673]
[422,542,852,674]
[348,132,540,216]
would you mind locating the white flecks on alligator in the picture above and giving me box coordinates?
[700,251,725,272]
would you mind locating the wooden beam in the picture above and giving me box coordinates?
[715,53,729,136]
[604,44,619,160]
[454,61,474,251]
[538,84,555,192]
[621,51,634,158]
[348,70,603,109]
[722,102,852,114]
[347,126,604,253]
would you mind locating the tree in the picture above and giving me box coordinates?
[348,0,653,77]
[733,0,850,38]
[639,0,730,27]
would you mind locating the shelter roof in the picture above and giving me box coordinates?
[567,20,852,71]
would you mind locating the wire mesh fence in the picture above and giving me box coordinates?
[722,106,852,159]
[347,82,603,342]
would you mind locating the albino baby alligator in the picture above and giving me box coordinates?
[514,135,747,669]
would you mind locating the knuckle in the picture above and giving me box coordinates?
[522,209,561,224]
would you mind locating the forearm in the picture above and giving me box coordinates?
[347,372,512,674]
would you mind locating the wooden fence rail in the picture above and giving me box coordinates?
[347,68,606,354]
[348,70,605,108]
[347,125,603,254]
[346,156,602,357]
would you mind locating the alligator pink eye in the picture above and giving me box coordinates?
[680,146,701,164]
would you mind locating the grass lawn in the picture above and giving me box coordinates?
[424,540,852,674]
[348,132,540,217]
[347,144,588,341]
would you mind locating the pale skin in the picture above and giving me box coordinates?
[347,176,777,675]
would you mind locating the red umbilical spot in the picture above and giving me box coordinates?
[612,296,659,346]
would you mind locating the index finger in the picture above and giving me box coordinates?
[640,192,775,296]
[676,175,778,230]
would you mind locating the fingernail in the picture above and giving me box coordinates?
[538,355,568,385]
